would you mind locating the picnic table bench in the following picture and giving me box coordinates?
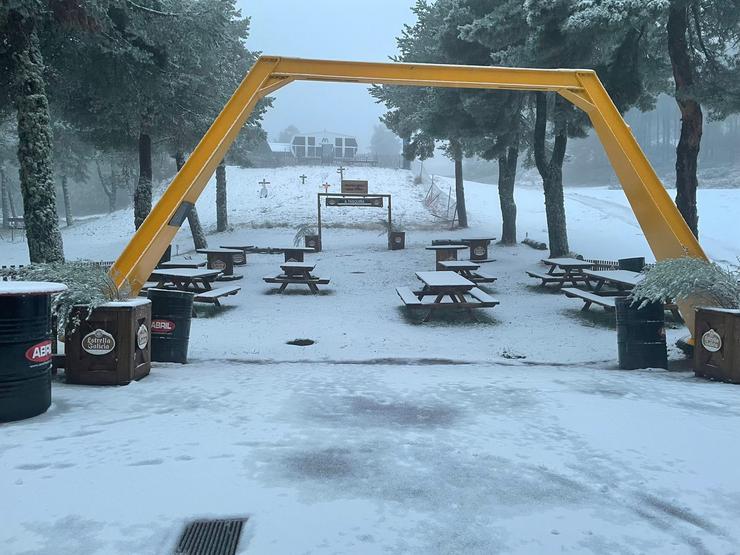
[396,271,499,321]
[263,262,330,294]
[438,260,497,284]
[527,258,593,288]
[147,268,241,311]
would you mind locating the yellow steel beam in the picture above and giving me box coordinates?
[111,56,707,333]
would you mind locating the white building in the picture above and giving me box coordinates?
[289,130,358,162]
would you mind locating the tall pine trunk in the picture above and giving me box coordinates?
[216,159,228,232]
[401,136,412,170]
[61,174,73,227]
[1,165,8,228]
[667,2,702,237]
[497,144,518,245]
[135,131,152,230]
[10,17,64,262]
[450,140,468,228]
[175,151,207,249]
[534,92,569,258]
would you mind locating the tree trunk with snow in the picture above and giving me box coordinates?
[668,2,702,238]
[216,158,228,232]
[449,140,468,228]
[175,151,207,249]
[497,144,518,245]
[10,17,64,262]
[401,136,412,170]
[134,131,152,230]
[534,93,569,258]
[60,174,73,227]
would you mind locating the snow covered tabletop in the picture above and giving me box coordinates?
[542,257,595,268]
[0,281,67,296]
[416,271,474,289]
[425,244,468,250]
[438,260,481,270]
[583,269,644,287]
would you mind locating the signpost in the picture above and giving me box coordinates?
[341,179,369,195]
[317,192,392,250]
[326,196,383,207]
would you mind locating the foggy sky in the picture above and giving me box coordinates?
[237,0,417,150]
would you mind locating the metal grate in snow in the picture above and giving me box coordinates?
[174,518,247,555]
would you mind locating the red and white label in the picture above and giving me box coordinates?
[25,340,53,364]
[152,319,176,334]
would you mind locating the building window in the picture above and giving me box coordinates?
[307,146,316,157]
[293,136,305,146]
[335,138,342,147]
[307,137,315,146]
[294,146,305,158]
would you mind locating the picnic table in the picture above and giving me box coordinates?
[438,260,497,284]
[395,271,499,321]
[460,237,496,262]
[526,257,594,288]
[147,268,240,309]
[274,246,316,263]
[425,244,468,270]
[219,245,254,265]
[263,262,330,294]
[196,248,243,280]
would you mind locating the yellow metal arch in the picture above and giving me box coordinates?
[110,56,706,331]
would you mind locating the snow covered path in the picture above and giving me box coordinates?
[4,360,740,554]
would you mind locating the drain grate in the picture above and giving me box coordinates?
[174,518,247,555]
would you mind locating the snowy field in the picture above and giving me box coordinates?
[2,166,740,554]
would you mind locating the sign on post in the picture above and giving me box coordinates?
[341,180,369,195]
[326,196,383,208]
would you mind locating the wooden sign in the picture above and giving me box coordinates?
[326,196,383,208]
[341,180,369,195]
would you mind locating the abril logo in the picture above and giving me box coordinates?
[25,340,52,364]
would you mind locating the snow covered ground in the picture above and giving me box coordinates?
[2,166,740,554]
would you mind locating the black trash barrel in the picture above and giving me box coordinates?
[618,257,645,272]
[148,288,194,363]
[0,281,66,422]
[615,297,667,370]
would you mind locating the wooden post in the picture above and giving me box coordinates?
[317,193,322,248]
[387,194,392,248]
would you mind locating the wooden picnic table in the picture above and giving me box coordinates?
[583,269,643,292]
[274,246,316,263]
[219,245,254,265]
[438,260,497,284]
[527,257,594,287]
[460,237,496,262]
[263,262,330,294]
[149,268,222,291]
[395,271,499,320]
[425,244,468,270]
[196,248,243,279]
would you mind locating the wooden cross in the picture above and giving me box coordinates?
[259,179,270,187]
[299,174,307,184]
[321,182,331,193]
[336,165,346,182]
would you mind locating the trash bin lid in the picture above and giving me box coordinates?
[0,281,67,296]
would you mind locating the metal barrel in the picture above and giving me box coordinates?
[615,298,667,370]
[618,257,645,272]
[148,288,194,364]
[0,294,53,421]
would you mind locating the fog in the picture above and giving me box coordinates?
[238,0,417,150]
